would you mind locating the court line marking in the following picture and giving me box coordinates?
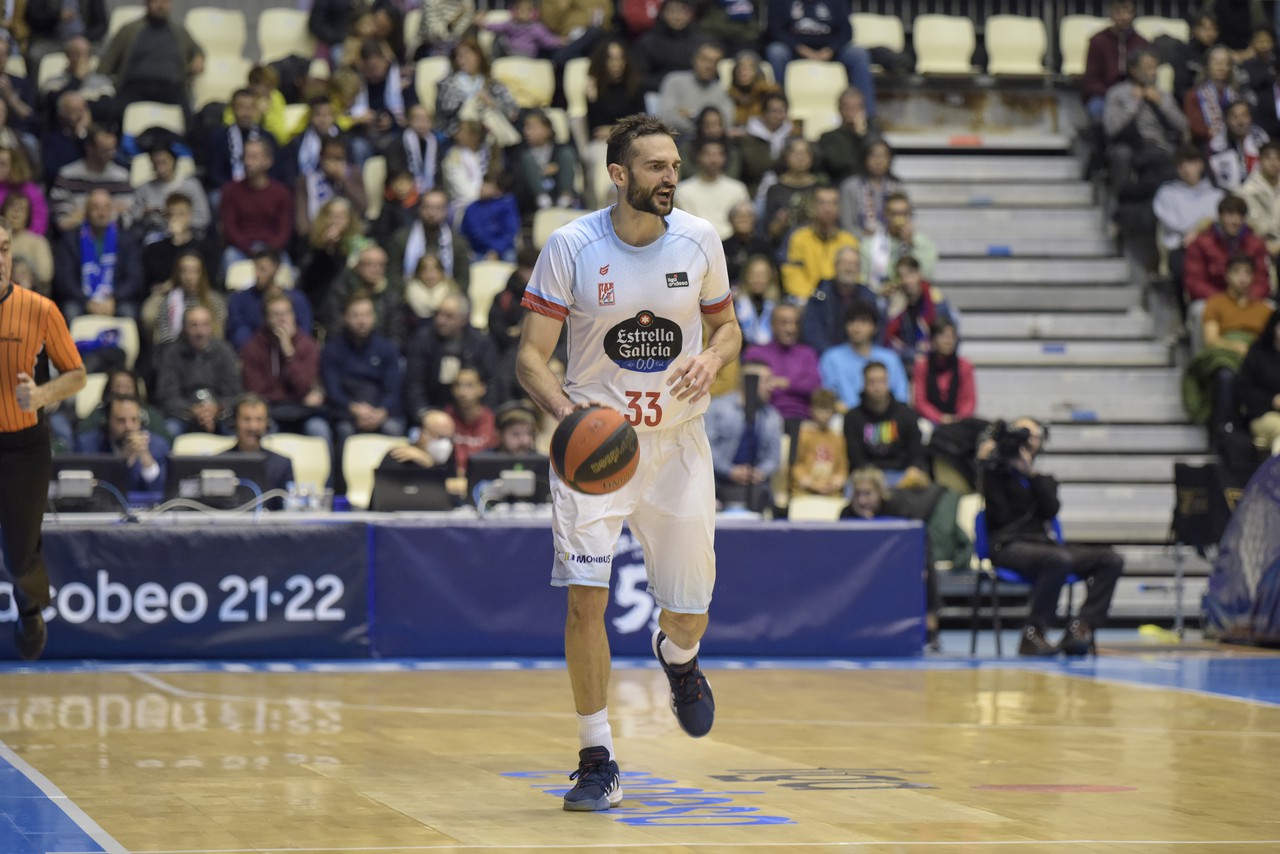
[126,672,1280,739]
[127,840,1280,852]
[0,741,129,854]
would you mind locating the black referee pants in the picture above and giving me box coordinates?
[0,424,52,614]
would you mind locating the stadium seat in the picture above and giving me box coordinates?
[171,433,238,457]
[192,54,253,111]
[122,101,185,137]
[5,55,24,77]
[564,56,590,120]
[794,108,840,142]
[186,7,248,57]
[74,372,108,421]
[491,56,555,108]
[912,15,978,75]
[69,315,140,370]
[36,53,68,92]
[262,433,331,493]
[107,5,144,41]
[468,260,516,330]
[851,13,906,52]
[1134,16,1191,44]
[363,155,387,219]
[985,15,1048,76]
[225,259,257,291]
[969,509,1078,657]
[415,56,451,113]
[544,106,571,145]
[782,59,849,116]
[342,434,408,510]
[257,9,315,64]
[770,434,791,513]
[404,9,423,57]
[584,140,614,210]
[1059,15,1107,76]
[477,9,510,58]
[282,102,309,138]
[787,495,845,522]
[129,153,196,187]
[533,207,586,249]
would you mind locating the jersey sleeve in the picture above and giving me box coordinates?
[699,227,732,315]
[521,230,575,322]
[41,298,84,373]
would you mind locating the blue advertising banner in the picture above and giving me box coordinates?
[0,523,369,659]
[372,519,925,658]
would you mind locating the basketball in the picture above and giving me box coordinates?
[550,406,640,494]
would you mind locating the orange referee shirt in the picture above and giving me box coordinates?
[0,283,83,433]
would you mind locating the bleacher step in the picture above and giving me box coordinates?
[936,257,1130,285]
[1048,424,1208,454]
[946,285,1141,312]
[916,207,1105,239]
[895,155,1080,182]
[961,311,1153,339]
[906,182,1094,208]
[976,367,1184,423]
[1038,453,1215,483]
[964,340,1169,367]
[1058,483,1174,544]
[933,234,1116,257]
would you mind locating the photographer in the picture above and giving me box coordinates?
[980,417,1124,656]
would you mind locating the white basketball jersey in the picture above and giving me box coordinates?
[522,207,732,432]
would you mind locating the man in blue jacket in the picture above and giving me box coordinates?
[321,291,405,450]
[764,0,876,117]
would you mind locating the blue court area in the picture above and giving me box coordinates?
[0,745,114,854]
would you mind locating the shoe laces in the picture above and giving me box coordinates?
[570,754,613,786]
[668,664,705,705]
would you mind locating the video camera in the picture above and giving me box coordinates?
[986,419,1048,467]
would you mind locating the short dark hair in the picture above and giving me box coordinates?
[0,191,30,226]
[1174,143,1204,165]
[843,302,878,326]
[107,395,142,417]
[345,290,374,312]
[1263,141,1280,159]
[1126,48,1156,71]
[164,191,193,208]
[232,87,255,103]
[1226,253,1255,273]
[233,393,268,420]
[895,255,921,273]
[884,192,912,212]
[1226,101,1252,117]
[761,91,789,112]
[251,248,281,265]
[1219,194,1248,216]
[696,137,727,157]
[862,361,887,378]
[606,113,678,169]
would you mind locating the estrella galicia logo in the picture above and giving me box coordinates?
[605,311,682,373]
[665,271,689,288]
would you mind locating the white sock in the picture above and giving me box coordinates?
[576,707,615,759]
[660,636,699,667]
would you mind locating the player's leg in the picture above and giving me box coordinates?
[630,420,717,737]
[0,431,53,660]
[551,469,638,811]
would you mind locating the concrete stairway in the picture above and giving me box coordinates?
[900,145,1205,620]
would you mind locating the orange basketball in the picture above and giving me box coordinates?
[550,406,640,494]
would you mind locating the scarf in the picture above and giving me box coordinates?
[306,171,337,222]
[163,289,188,343]
[404,220,453,279]
[745,115,794,159]
[403,129,438,193]
[1209,128,1266,190]
[1197,81,1237,153]
[297,127,326,177]
[353,65,405,123]
[228,125,247,182]
[79,224,117,300]
[926,352,961,415]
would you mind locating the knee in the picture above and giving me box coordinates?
[566,586,609,626]
[841,44,871,66]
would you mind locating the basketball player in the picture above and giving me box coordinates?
[516,114,742,811]
[0,223,87,660]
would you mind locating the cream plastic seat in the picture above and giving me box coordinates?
[851,13,906,52]
[171,433,237,457]
[129,153,196,187]
[415,56,451,112]
[68,315,140,370]
[468,260,516,331]
[564,56,590,120]
[74,372,109,421]
[1059,15,1108,76]
[913,15,978,75]
[262,433,331,492]
[107,5,145,40]
[1134,16,1191,44]
[257,9,315,64]
[491,56,555,108]
[783,59,848,115]
[224,259,257,291]
[342,434,409,510]
[533,207,586,249]
[787,495,846,522]
[985,15,1048,76]
[192,55,253,111]
[122,101,185,137]
[363,156,387,219]
[186,7,249,57]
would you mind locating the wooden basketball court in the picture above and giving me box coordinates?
[1,651,1278,852]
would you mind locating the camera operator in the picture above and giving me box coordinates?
[979,417,1124,656]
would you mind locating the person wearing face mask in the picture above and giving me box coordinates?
[379,408,457,473]
[221,393,294,508]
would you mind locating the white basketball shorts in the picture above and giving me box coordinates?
[549,417,716,614]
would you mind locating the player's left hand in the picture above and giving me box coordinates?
[15,373,44,412]
[666,351,723,403]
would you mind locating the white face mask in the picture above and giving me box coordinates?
[426,437,453,464]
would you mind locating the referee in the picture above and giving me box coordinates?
[0,223,85,660]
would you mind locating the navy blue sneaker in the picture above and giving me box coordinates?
[563,746,623,811]
[652,629,715,737]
